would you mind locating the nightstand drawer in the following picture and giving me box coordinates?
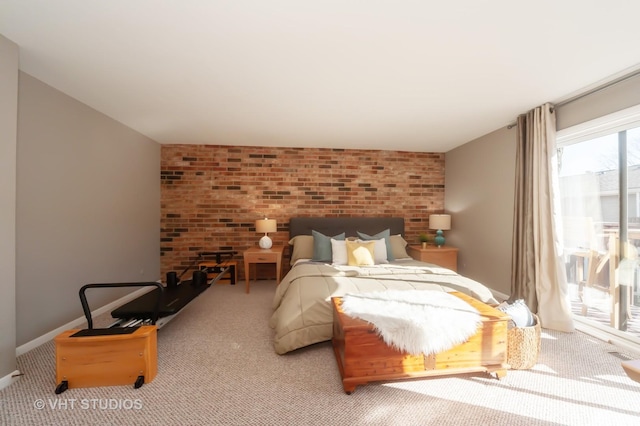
[245,252,278,263]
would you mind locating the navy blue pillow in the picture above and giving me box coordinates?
[312,230,345,262]
[357,229,394,261]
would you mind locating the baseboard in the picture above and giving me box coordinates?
[491,289,509,302]
[16,286,155,356]
[574,317,640,356]
[0,370,21,391]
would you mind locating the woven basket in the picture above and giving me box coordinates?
[507,314,541,370]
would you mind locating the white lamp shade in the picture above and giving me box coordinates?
[255,219,277,234]
[429,214,451,231]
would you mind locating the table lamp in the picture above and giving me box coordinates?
[256,218,277,249]
[429,214,451,247]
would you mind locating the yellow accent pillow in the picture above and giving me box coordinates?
[346,240,376,266]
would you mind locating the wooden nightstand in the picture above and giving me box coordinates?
[407,245,458,272]
[243,246,284,294]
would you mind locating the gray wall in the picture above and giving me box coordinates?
[445,127,516,295]
[0,35,18,382]
[16,73,161,346]
[445,73,640,298]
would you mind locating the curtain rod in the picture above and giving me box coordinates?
[507,67,640,129]
[554,67,640,109]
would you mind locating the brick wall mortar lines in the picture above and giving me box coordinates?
[161,145,445,280]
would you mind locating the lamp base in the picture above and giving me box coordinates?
[434,230,445,247]
[259,235,273,249]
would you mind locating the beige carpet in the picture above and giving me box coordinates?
[2,281,640,426]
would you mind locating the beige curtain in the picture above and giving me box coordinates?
[511,103,574,332]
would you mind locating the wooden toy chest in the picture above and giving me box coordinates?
[331,292,509,394]
[54,325,157,390]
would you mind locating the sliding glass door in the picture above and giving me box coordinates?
[558,119,640,339]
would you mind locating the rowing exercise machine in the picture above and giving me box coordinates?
[54,251,236,394]
[54,281,163,394]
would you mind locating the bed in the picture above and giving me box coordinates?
[269,217,499,355]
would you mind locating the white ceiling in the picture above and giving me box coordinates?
[2,1,640,152]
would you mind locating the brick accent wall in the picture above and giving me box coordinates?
[161,144,445,280]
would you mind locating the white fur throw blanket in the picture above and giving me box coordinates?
[340,290,481,356]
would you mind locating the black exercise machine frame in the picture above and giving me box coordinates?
[80,282,163,331]
[71,250,238,333]
[109,250,237,325]
[190,250,238,285]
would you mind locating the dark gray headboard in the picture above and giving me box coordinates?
[289,217,404,238]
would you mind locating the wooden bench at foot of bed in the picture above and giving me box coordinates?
[331,292,510,394]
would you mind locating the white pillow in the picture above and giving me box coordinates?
[330,238,348,265]
[358,238,388,264]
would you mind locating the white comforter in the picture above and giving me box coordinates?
[269,259,498,354]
